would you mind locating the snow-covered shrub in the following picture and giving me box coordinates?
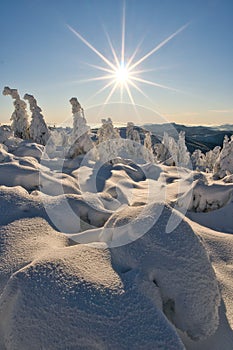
[0,125,13,144]
[214,135,233,179]
[155,131,190,167]
[192,146,221,173]
[96,118,121,162]
[125,124,154,163]
[68,98,94,158]
[126,122,140,143]
[143,132,155,162]
[3,87,30,139]
[24,93,50,146]
[205,146,221,172]
[177,131,190,166]
[191,149,206,171]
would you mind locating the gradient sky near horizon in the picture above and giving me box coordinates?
[0,0,232,126]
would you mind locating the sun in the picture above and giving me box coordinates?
[115,63,129,85]
[67,5,188,106]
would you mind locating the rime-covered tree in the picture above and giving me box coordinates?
[142,131,155,162]
[191,149,206,171]
[154,137,165,163]
[3,86,29,139]
[126,122,140,143]
[24,93,50,145]
[177,131,190,166]
[68,98,94,158]
[205,146,221,172]
[214,135,233,178]
[155,131,189,167]
[125,122,149,162]
[155,132,176,164]
[96,118,121,162]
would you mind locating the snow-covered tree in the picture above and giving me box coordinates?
[205,146,221,172]
[191,149,206,171]
[142,132,155,162]
[68,97,94,158]
[24,93,50,146]
[154,133,169,163]
[155,132,177,165]
[177,131,190,166]
[214,135,233,179]
[155,131,189,167]
[125,122,153,162]
[126,122,140,143]
[96,118,121,162]
[3,86,30,139]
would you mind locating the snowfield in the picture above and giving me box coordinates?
[0,118,233,349]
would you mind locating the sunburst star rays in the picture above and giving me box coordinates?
[67,16,189,107]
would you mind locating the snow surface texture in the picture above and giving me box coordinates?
[0,122,233,349]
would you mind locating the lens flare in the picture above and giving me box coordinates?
[67,5,189,107]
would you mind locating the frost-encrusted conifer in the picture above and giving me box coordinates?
[191,149,206,171]
[3,86,29,139]
[155,132,176,165]
[24,93,50,145]
[177,131,190,166]
[205,146,221,172]
[96,118,121,162]
[214,135,233,178]
[155,131,189,167]
[143,131,154,162]
[68,98,93,158]
[126,122,140,143]
[124,122,145,161]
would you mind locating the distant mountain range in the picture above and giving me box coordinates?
[142,123,233,153]
[91,123,233,154]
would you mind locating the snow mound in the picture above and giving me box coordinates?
[0,218,185,350]
[104,203,221,340]
[0,186,111,232]
[13,141,44,159]
[178,180,233,212]
[0,125,13,143]
[188,200,233,234]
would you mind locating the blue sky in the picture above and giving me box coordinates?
[0,0,233,125]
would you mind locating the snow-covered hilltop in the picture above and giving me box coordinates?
[0,90,233,349]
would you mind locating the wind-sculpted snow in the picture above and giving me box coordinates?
[0,218,185,350]
[178,180,233,212]
[0,186,112,232]
[0,128,233,348]
[103,203,221,340]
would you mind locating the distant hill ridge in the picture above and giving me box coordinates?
[142,123,233,153]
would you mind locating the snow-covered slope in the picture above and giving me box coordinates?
[0,134,233,349]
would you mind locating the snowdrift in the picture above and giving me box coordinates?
[0,131,233,349]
